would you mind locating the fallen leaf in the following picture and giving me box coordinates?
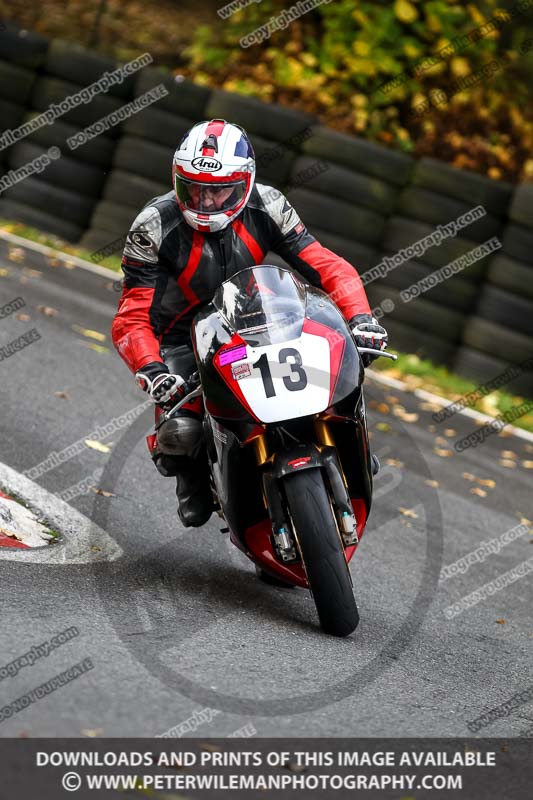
[479,395,499,415]
[62,259,76,270]
[385,458,404,468]
[524,444,533,454]
[0,267,10,276]
[470,487,487,497]
[425,479,439,488]
[91,488,115,497]
[462,473,495,488]
[22,267,41,278]
[403,374,423,389]
[16,312,30,321]
[376,402,390,414]
[84,439,111,453]
[375,422,391,432]
[385,395,400,404]
[436,436,449,446]
[8,247,25,262]
[444,428,457,437]
[499,459,517,468]
[54,391,70,400]
[72,324,106,342]
[419,401,442,412]
[37,305,58,317]
[397,411,419,423]
[427,424,436,432]
[399,507,419,518]
[78,341,110,354]
[47,257,62,267]
[90,545,102,552]
[501,450,518,460]
[476,478,496,488]
[495,618,505,624]
[434,447,453,457]
[521,460,533,469]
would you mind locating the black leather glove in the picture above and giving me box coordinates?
[349,314,388,366]
[135,361,186,409]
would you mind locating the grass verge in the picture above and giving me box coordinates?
[0,219,122,272]
[373,351,533,434]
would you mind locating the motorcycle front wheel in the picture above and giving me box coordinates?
[283,467,359,637]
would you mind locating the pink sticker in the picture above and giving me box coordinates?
[219,344,247,366]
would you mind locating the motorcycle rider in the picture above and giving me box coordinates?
[111,119,388,527]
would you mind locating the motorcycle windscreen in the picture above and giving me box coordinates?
[213,266,333,423]
[213,265,306,347]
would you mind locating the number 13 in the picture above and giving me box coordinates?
[252,348,308,398]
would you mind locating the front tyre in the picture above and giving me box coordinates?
[283,468,359,637]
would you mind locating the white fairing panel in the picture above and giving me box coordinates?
[232,332,331,423]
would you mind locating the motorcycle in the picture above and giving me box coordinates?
[159,265,396,637]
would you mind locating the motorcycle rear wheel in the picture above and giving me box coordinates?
[283,467,359,637]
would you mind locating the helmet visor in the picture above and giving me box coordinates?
[175,176,247,214]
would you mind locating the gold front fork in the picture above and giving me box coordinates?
[252,432,269,509]
[315,415,350,488]
[253,432,270,466]
[314,416,335,448]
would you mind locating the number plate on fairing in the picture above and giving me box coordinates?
[233,332,331,423]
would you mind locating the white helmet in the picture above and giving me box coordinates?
[172,119,256,233]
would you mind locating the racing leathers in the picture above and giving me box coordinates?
[111,183,373,526]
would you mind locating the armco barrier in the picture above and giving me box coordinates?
[0,22,531,395]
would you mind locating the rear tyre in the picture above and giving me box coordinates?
[283,468,359,637]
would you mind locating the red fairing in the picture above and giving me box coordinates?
[302,318,346,402]
[244,519,308,588]
[212,334,260,422]
[111,286,164,373]
[297,241,371,319]
[243,497,369,586]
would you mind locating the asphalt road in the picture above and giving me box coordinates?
[0,241,531,738]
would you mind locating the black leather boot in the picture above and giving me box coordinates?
[175,454,214,528]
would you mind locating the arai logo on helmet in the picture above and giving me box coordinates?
[192,156,222,172]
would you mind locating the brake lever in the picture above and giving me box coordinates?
[162,385,203,421]
[358,347,398,361]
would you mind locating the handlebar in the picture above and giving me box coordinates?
[358,347,398,361]
[161,385,203,422]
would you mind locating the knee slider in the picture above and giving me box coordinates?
[157,415,203,458]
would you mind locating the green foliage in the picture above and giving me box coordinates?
[7,0,531,179]
[184,0,533,179]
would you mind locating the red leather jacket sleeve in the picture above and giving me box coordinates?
[292,240,371,319]
[111,206,169,374]
[112,284,164,373]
